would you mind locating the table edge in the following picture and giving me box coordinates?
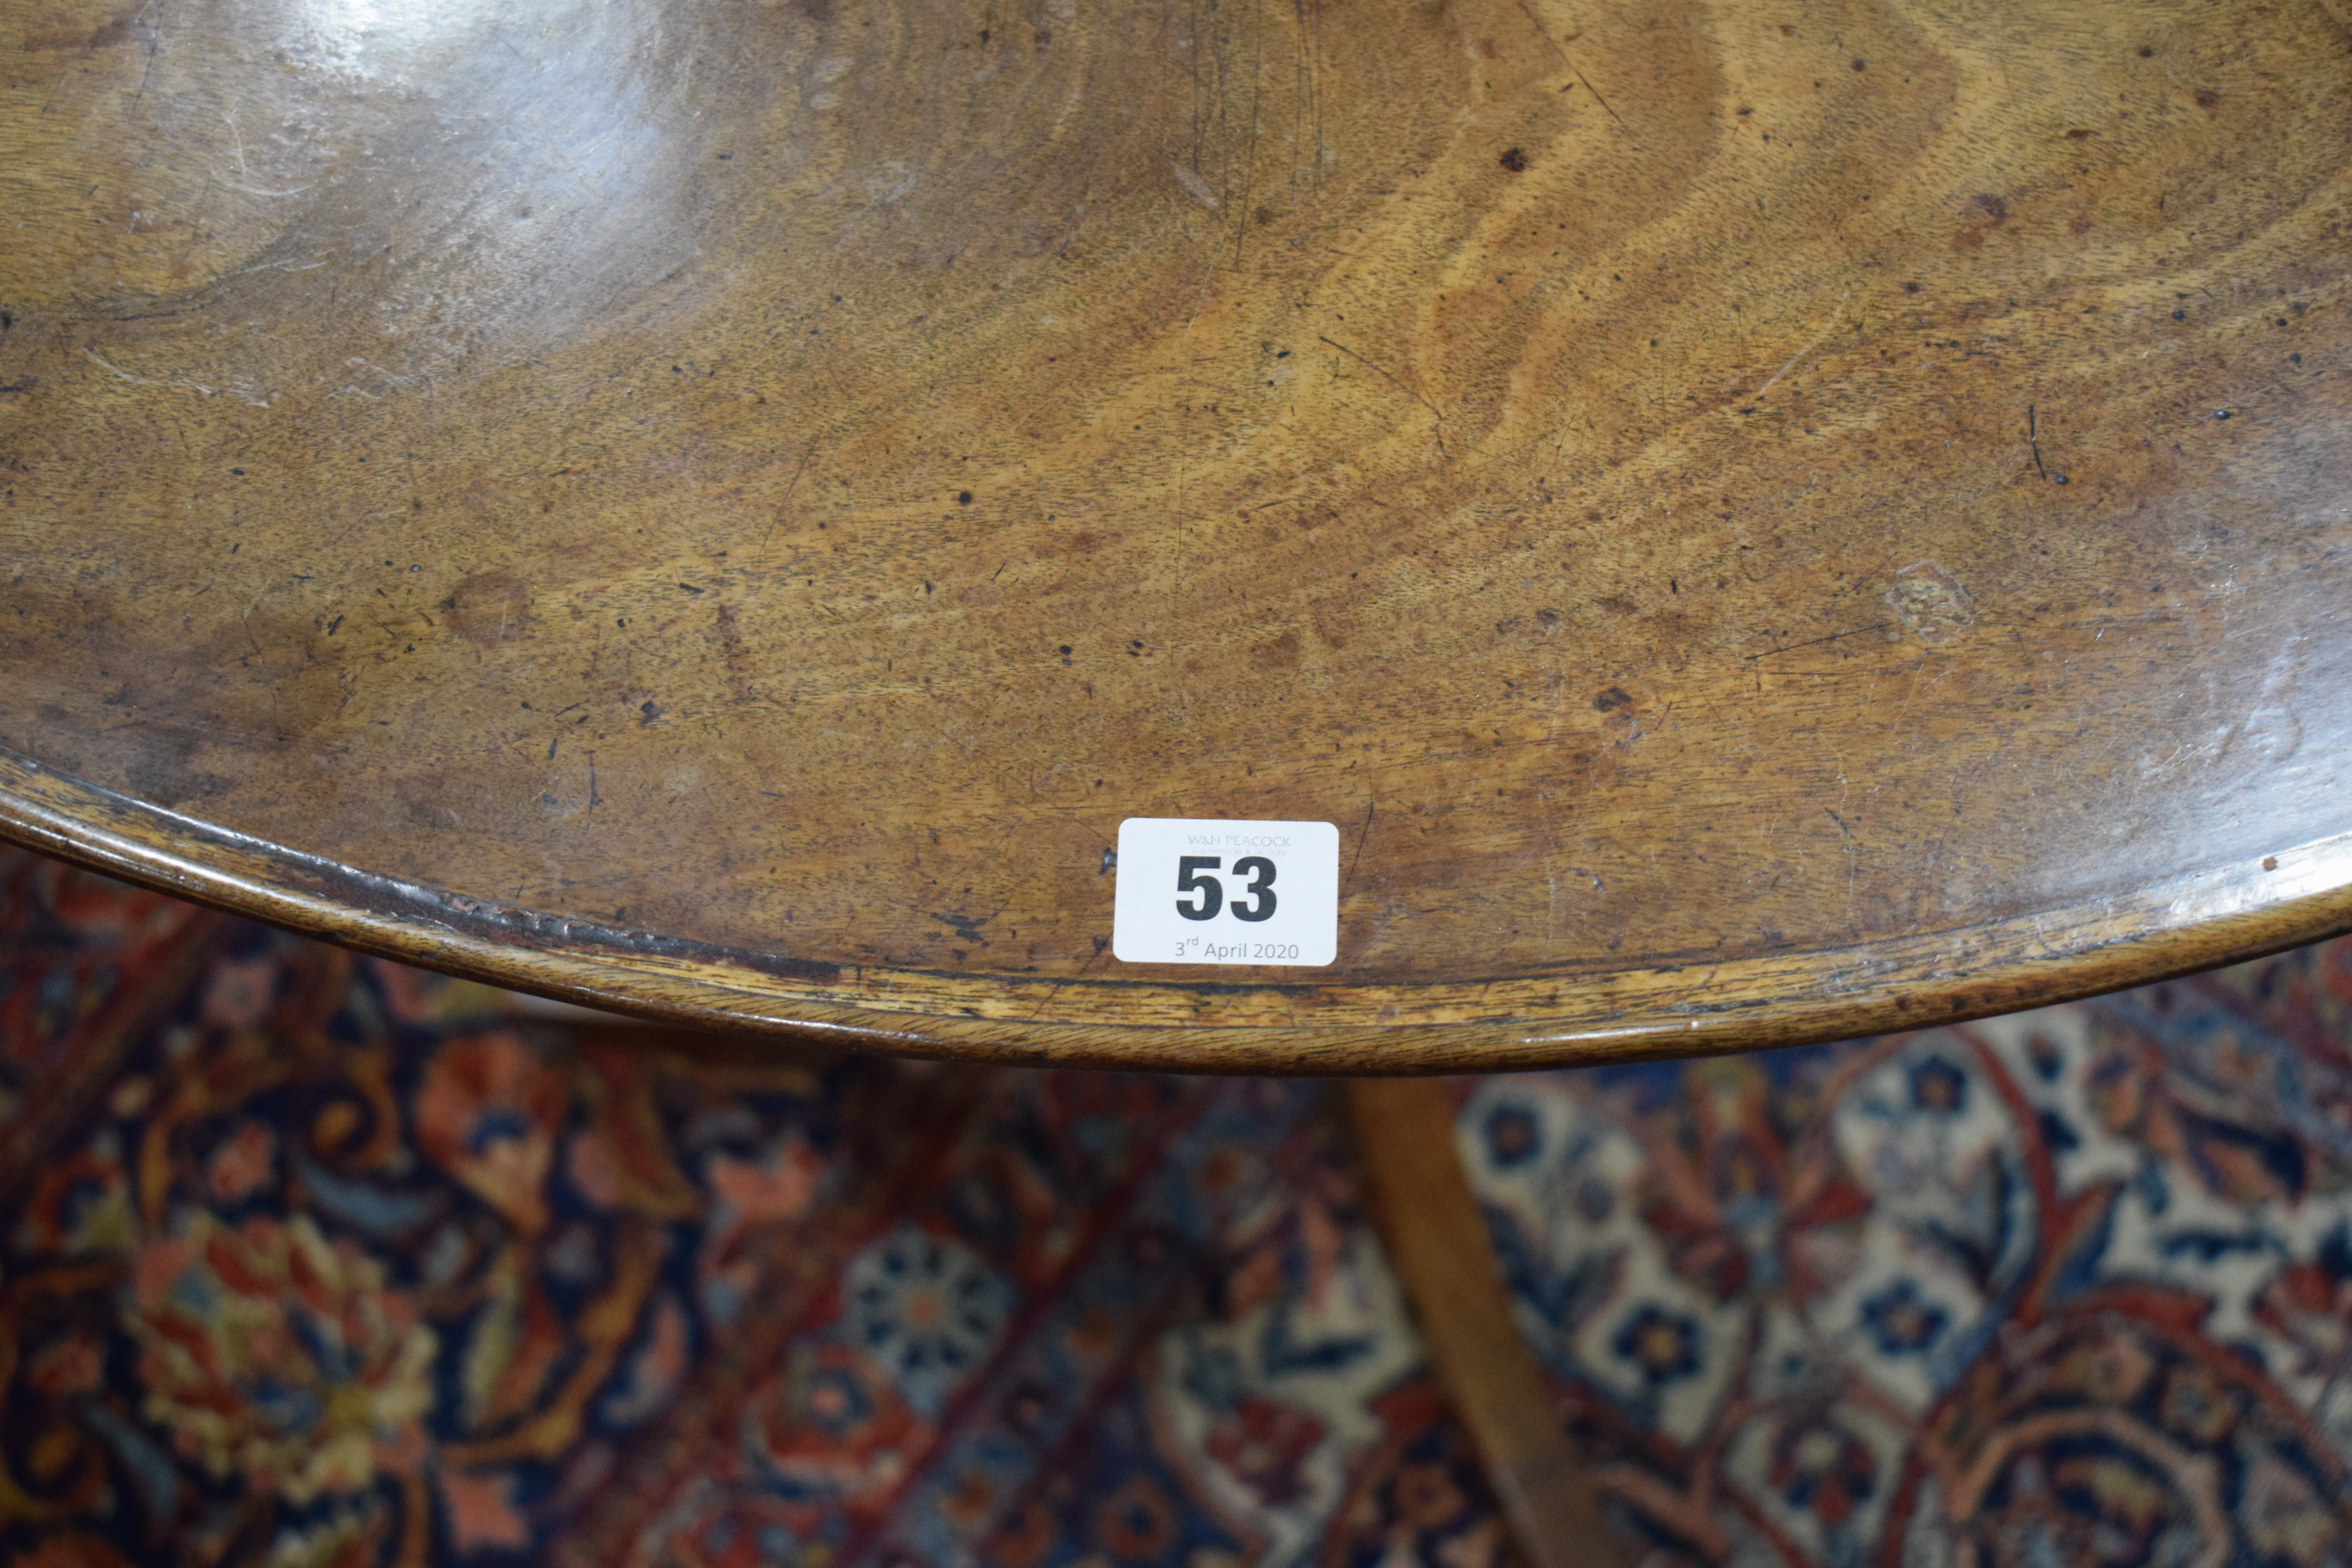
[4,746,2347,1073]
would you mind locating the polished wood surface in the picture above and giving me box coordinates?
[4,0,2350,1068]
[1348,1078,1624,1568]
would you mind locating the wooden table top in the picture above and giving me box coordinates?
[4,0,2349,1071]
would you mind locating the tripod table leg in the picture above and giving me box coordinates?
[1346,1077,1626,1568]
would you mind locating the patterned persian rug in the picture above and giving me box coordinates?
[3,845,2351,1568]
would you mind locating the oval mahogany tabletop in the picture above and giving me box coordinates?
[3,0,2350,1072]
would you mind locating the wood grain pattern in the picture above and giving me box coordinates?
[3,0,2350,1068]
[1348,1076,1626,1568]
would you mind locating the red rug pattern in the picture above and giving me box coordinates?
[3,846,2350,1568]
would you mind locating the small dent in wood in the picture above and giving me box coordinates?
[1886,561,1976,646]
[440,572,533,647]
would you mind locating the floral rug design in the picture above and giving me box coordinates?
[2,845,2350,1567]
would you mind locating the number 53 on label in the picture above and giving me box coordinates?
[1111,818,1340,966]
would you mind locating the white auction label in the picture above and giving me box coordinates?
[1112,818,1340,966]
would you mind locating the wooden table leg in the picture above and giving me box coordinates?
[1347,1078,1626,1568]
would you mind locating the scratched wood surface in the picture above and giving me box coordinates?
[3,0,2350,1070]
